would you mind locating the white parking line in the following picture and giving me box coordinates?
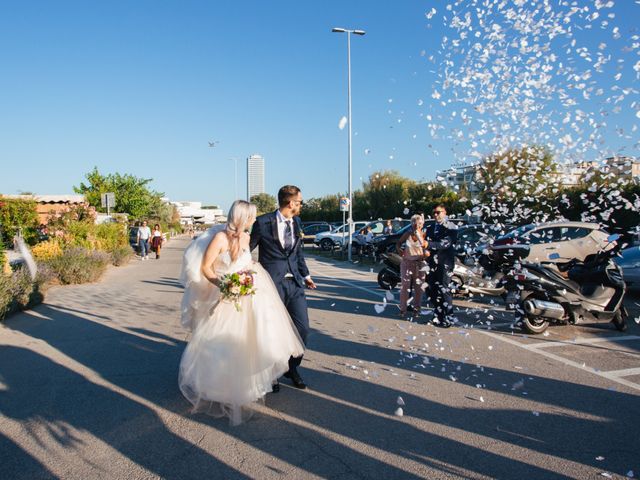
[526,335,640,349]
[477,330,640,392]
[605,367,640,378]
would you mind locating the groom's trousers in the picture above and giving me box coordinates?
[275,277,309,370]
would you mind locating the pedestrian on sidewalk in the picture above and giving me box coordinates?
[396,214,429,318]
[150,224,163,259]
[137,220,151,260]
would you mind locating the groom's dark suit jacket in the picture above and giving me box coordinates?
[249,211,310,288]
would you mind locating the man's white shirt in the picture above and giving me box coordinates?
[275,210,311,281]
[276,210,296,250]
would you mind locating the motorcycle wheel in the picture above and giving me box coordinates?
[518,295,550,334]
[320,239,334,251]
[612,312,628,332]
[521,315,550,334]
[377,269,398,290]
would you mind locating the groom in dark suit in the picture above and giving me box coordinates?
[250,185,316,390]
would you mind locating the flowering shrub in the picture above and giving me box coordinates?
[31,239,64,261]
[110,246,133,266]
[0,268,43,320]
[45,247,110,285]
[220,269,257,311]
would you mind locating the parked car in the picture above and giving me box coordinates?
[616,246,640,290]
[488,221,613,266]
[129,226,140,253]
[350,219,411,247]
[301,221,329,228]
[314,221,369,250]
[302,223,332,244]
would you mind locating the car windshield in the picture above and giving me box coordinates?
[502,224,536,239]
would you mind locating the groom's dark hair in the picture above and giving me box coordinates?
[278,185,301,207]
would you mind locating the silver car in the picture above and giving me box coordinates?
[616,246,640,290]
[490,221,613,264]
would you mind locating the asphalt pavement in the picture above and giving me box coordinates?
[1,238,639,479]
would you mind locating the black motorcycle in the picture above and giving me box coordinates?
[503,235,628,334]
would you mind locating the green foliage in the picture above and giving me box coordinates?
[0,268,43,321]
[110,246,133,266]
[476,145,560,223]
[361,170,412,219]
[0,197,39,247]
[250,193,277,215]
[95,223,128,252]
[45,247,110,285]
[74,167,165,220]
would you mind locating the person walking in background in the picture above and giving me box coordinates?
[151,224,163,259]
[424,204,458,328]
[395,214,429,318]
[137,220,151,260]
[383,220,393,235]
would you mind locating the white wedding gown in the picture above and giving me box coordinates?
[179,245,305,425]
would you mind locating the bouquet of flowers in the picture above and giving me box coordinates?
[219,269,257,311]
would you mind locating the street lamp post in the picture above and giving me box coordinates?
[332,27,365,262]
[209,142,239,201]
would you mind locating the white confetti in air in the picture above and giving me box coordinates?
[596,456,605,461]
[338,116,347,130]
[626,470,634,478]
[394,407,404,417]
[374,304,386,314]
[385,291,395,302]
[397,396,405,406]
[601,473,613,479]
[403,208,410,215]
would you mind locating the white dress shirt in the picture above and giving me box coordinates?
[275,210,311,281]
[276,210,296,250]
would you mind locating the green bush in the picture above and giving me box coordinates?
[96,223,128,251]
[110,246,133,266]
[46,247,110,285]
[0,267,43,321]
[0,197,39,247]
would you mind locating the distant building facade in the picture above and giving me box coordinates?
[247,154,265,200]
[2,194,87,225]
[171,201,224,225]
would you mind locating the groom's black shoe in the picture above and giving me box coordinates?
[271,381,280,393]
[283,370,307,389]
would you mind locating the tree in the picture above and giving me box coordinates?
[361,170,414,219]
[74,167,165,221]
[0,197,39,246]
[476,145,560,224]
[250,193,277,216]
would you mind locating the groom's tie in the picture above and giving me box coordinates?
[284,220,294,253]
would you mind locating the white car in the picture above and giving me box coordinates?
[314,222,369,250]
[490,221,613,264]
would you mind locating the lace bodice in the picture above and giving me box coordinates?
[214,249,253,276]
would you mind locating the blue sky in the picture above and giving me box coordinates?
[1,1,638,211]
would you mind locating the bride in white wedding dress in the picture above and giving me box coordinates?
[178,200,305,425]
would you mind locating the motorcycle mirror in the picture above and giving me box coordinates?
[607,234,620,243]
[548,253,561,260]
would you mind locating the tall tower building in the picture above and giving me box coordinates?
[247,154,265,200]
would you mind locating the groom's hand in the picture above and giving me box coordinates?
[305,277,317,289]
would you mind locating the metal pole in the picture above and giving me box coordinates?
[347,31,353,262]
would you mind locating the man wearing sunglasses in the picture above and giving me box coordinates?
[424,204,458,328]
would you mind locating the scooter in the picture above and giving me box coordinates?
[377,251,507,299]
[503,234,628,334]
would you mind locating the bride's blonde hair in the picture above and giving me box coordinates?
[225,200,257,261]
